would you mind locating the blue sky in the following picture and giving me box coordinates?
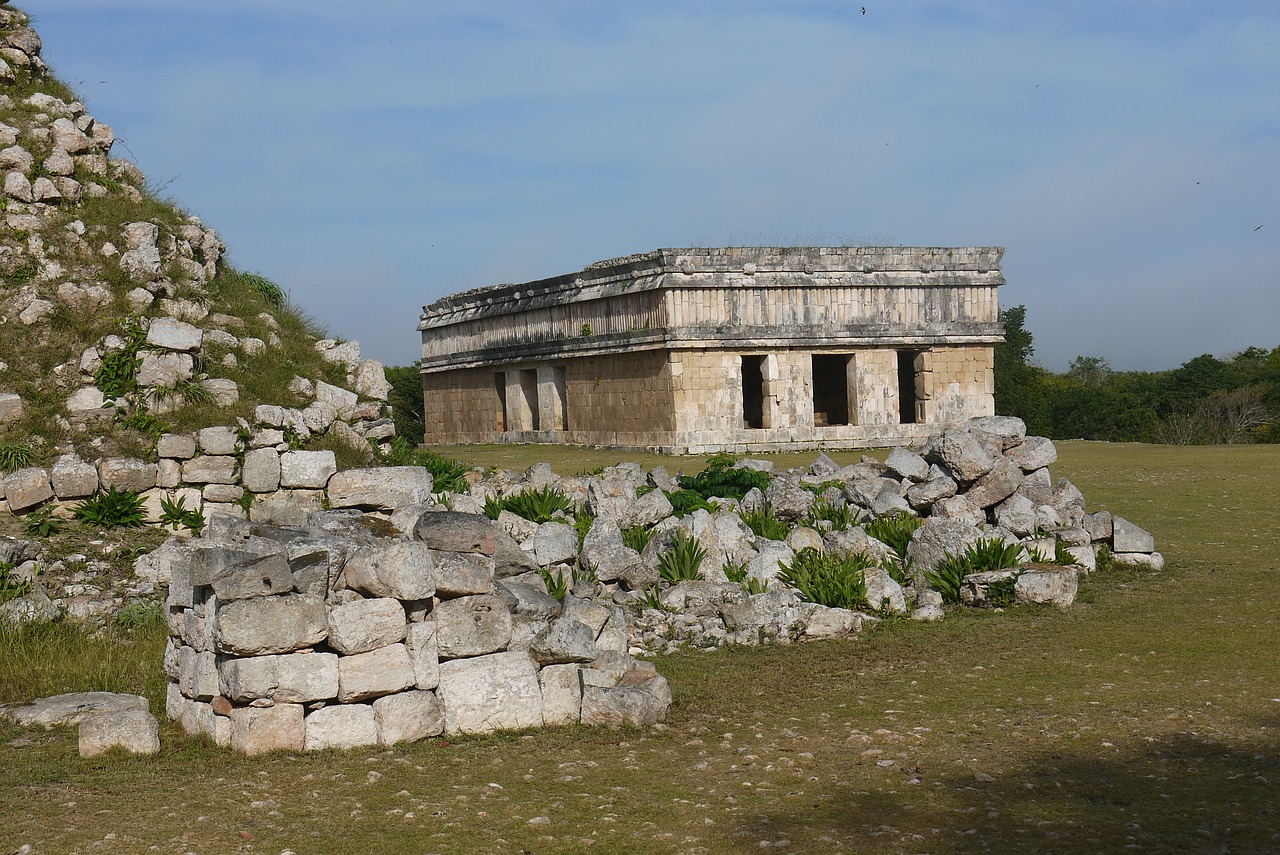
[24,1,1280,371]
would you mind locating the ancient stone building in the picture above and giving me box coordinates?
[418,247,1004,453]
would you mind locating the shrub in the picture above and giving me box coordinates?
[0,441,35,473]
[622,525,654,553]
[864,512,923,558]
[778,548,872,611]
[72,486,148,529]
[658,530,706,583]
[539,567,570,600]
[483,485,573,523]
[158,495,205,535]
[803,498,857,530]
[739,507,791,541]
[665,489,711,516]
[723,560,749,583]
[94,317,147,399]
[22,504,63,538]
[926,537,1024,604]
[383,439,469,493]
[677,453,770,502]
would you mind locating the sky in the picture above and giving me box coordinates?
[21,1,1280,372]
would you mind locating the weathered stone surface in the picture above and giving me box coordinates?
[1015,567,1078,609]
[529,617,597,665]
[864,566,907,614]
[229,703,305,755]
[905,474,958,510]
[525,521,579,567]
[928,427,1001,483]
[413,510,497,554]
[342,541,435,600]
[279,450,337,489]
[314,380,358,418]
[969,415,1027,450]
[620,487,674,529]
[885,446,930,482]
[1007,435,1057,471]
[304,704,378,751]
[538,663,583,726]
[905,518,984,583]
[586,474,636,520]
[2,691,148,727]
[405,621,440,689]
[437,651,543,735]
[765,476,815,521]
[337,643,415,702]
[965,458,1024,509]
[4,467,53,512]
[98,457,158,492]
[209,551,294,602]
[197,426,239,455]
[1082,510,1113,542]
[435,594,512,659]
[582,516,652,589]
[50,453,98,498]
[327,597,407,655]
[79,709,160,757]
[215,593,327,655]
[182,455,237,485]
[327,467,434,511]
[580,668,671,726]
[958,569,1019,606]
[353,359,393,401]
[373,689,445,745]
[146,317,202,352]
[1112,516,1155,553]
[0,392,23,422]
[66,385,106,414]
[1111,551,1165,571]
[136,351,194,388]
[219,651,339,703]
[433,550,496,597]
[241,447,281,493]
[802,605,863,638]
[156,433,197,459]
[994,493,1038,536]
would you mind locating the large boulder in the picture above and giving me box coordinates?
[904,518,984,586]
[327,467,434,511]
[215,593,328,656]
[437,651,543,735]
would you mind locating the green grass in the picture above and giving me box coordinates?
[1,442,1278,854]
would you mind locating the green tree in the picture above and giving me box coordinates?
[993,305,1050,434]
[384,363,425,444]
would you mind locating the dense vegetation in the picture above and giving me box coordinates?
[994,305,1279,443]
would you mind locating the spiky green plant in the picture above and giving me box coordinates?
[539,567,571,600]
[658,530,706,583]
[778,548,872,611]
[739,507,791,541]
[723,559,749,583]
[926,537,1024,604]
[0,441,35,474]
[742,576,769,595]
[484,485,573,524]
[71,486,147,529]
[622,525,654,553]
[864,512,923,558]
[803,498,857,530]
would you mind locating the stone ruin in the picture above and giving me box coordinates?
[140,414,1161,754]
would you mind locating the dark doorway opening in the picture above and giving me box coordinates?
[553,366,568,431]
[519,369,540,430]
[897,350,918,424]
[494,373,507,431]
[812,355,850,426]
[741,356,765,429]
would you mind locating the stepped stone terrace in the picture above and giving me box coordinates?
[418,246,1006,453]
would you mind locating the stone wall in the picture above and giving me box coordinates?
[160,508,672,754]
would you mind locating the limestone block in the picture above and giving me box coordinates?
[252,489,325,527]
[314,380,358,419]
[500,580,561,620]
[202,379,239,406]
[406,620,440,690]
[66,385,105,414]
[209,551,294,602]
[581,516,649,588]
[802,605,863,638]
[435,594,512,659]
[1007,435,1057,471]
[885,447,930,482]
[412,510,497,555]
[327,597,407,655]
[98,457,157,492]
[135,351,194,388]
[197,425,239,455]
[905,518,984,583]
[969,415,1027,450]
[864,566,907,614]
[1111,551,1165,571]
[280,450,336,489]
[342,541,435,600]
[437,651,543,735]
[327,466,434,511]
[304,704,378,751]
[4,467,52,512]
[619,487,674,530]
[1082,510,1113,542]
[50,453,98,499]
[579,668,671,726]
[928,427,1000,483]
[79,709,160,757]
[146,316,202,352]
[219,652,339,703]
[994,493,1037,536]
[241,447,281,493]
[1014,567,1078,609]
[156,433,197,460]
[50,117,93,153]
[3,691,147,727]
[0,392,23,422]
[586,474,636,519]
[3,170,32,202]
[254,404,287,427]
[965,458,1024,509]
[539,663,583,726]
[529,617,597,666]
[182,455,237,485]
[765,476,815,521]
[301,400,338,433]
[352,359,392,401]
[1112,516,1155,553]
[432,551,495,597]
[337,643,415,702]
[229,703,305,755]
[373,690,444,745]
[215,593,327,655]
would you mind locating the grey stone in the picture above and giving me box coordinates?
[304,704,378,751]
[65,385,106,414]
[529,617,598,665]
[279,450,337,489]
[969,415,1027,450]
[539,663,583,726]
[413,510,497,554]
[328,466,434,511]
[906,474,958,510]
[928,427,1001,483]
[136,351,194,388]
[342,541,436,600]
[1015,567,1078,609]
[765,475,815,521]
[218,652,339,703]
[210,551,294,602]
[197,426,239,455]
[79,709,160,757]
[905,518,985,583]
[156,433,197,459]
[994,493,1038,536]
[435,594,512,659]
[526,521,579,566]
[965,458,1024,509]
[802,605,863,638]
[620,487,673,529]
[871,484,912,517]
[405,621,440,689]
[494,525,539,577]
[958,569,1019,606]
[353,359,393,401]
[229,703,305,755]
[373,690,444,745]
[437,651,543,735]
[1007,435,1057,471]
[182,455,237,485]
[2,691,147,727]
[314,380,358,419]
[864,566,907,614]
[1083,510,1114,542]
[4,468,52,512]
[242,447,281,493]
[50,454,98,498]
[581,516,652,589]
[0,392,23,422]
[337,642,415,702]
[929,494,986,525]
[98,457,157,492]
[433,550,496,597]
[500,580,562,620]
[1112,516,1155,553]
[215,593,327,655]
[586,473,636,520]
[885,446,930,482]
[580,668,671,726]
[146,317,202,352]
[1111,551,1165,571]
[327,597,407,655]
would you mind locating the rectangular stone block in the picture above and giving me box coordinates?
[437,651,543,735]
[215,593,327,655]
[337,643,415,702]
[304,703,378,751]
[229,703,305,755]
[373,690,444,745]
[219,651,340,703]
[539,663,583,726]
[405,621,440,690]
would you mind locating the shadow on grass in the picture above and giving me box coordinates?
[740,717,1280,854]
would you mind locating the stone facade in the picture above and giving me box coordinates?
[419,247,1004,452]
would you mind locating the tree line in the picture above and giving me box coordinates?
[994,305,1279,444]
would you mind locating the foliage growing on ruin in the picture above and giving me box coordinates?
[657,530,706,583]
[778,548,872,611]
[739,507,790,541]
[483,485,573,524]
[677,453,771,502]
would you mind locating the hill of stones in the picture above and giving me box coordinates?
[124,414,1161,754]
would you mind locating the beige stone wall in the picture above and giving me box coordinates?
[923,345,996,423]
[422,368,505,444]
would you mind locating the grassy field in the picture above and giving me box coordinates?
[2,441,1277,854]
